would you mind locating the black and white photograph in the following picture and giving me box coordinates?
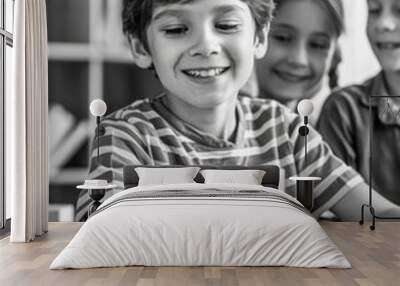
[1,0,400,285]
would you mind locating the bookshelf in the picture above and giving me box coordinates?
[47,0,163,219]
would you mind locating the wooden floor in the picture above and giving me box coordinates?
[0,221,399,286]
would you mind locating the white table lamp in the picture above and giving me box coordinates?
[297,99,314,118]
[90,99,107,161]
[289,100,319,210]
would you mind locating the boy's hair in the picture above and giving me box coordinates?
[122,0,275,52]
[274,0,344,36]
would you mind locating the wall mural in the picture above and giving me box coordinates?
[47,0,400,222]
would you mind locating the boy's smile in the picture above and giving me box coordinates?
[375,42,400,50]
[143,0,266,109]
[182,67,230,79]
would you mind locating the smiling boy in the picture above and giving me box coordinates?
[129,0,269,140]
[75,0,400,222]
[318,0,400,206]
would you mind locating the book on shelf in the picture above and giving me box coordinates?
[49,104,90,179]
[49,104,75,155]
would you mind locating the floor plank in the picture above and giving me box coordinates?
[0,221,399,286]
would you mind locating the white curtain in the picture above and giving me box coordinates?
[7,0,48,242]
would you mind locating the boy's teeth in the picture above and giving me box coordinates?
[377,43,400,49]
[186,68,225,77]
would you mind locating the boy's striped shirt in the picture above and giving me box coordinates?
[75,94,365,221]
[317,72,400,205]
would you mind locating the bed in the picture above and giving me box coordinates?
[50,165,350,269]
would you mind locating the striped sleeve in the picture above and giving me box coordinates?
[316,88,359,169]
[284,109,366,217]
[74,117,154,221]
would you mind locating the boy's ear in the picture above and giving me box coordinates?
[254,24,269,59]
[129,37,153,69]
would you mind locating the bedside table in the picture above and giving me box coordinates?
[77,180,116,216]
[289,176,321,210]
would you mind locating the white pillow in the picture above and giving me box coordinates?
[200,169,266,185]
[135,167,200,186]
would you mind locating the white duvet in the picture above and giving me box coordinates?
[50,183,350,269]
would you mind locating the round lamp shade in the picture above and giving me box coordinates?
[297,99,314,117]
[90,99,107,117]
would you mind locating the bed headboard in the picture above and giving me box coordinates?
[123,165,280,189]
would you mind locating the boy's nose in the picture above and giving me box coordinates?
[375,14,397,32]
[188,29,222,57]
[287,44,308,67]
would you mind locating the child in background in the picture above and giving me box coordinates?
[75,0,400,222]
[318,0,400,206]
[255,0,344,125]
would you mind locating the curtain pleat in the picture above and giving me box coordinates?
[9,0,48,242]
[41,0,50,233]
[9,0,26,242]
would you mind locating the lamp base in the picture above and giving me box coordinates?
[298,125,309,136]
[88,189,105,216]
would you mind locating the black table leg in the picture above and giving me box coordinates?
[88,189,106,216]
[296,180,314,210]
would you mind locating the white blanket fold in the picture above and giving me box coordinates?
[50,183,350,269]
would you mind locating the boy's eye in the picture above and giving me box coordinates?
[215,22,241,32]
[368,7,381,15]
[309,38,330,51]
[367,1,381,15]
[309,41,330,51]
[271,33,291,43]
[162,26,188,35]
